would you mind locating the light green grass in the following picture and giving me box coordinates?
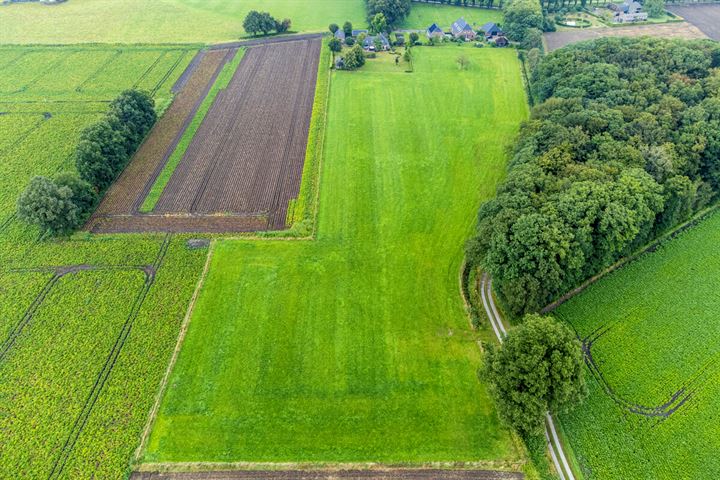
[140,48,245,213]
[0,0,366,44]
[144,47,529,463]
[0,45,208,479]
[399,3,503,30]
[554,211,720,479]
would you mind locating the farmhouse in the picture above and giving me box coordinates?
[611,1,648,23]
[480,22,504,39]
[451,17,477,41]
[426,23,444,39]
[363,33,390,51]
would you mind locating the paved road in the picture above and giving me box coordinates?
[544,22,707,51]
[131,469,524,480]
[668,4,720,40]
[479,274,575,480]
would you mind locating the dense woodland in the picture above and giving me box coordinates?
[468,38,720,315]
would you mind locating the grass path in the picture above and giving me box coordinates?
[143,47,528,464]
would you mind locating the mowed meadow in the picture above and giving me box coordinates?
[0,46,208,478]
[0,0,367,44]
[554,211,720,478]
[143,47,529,464]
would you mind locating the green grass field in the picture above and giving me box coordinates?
[0,0,366,44]
[399,4,503,30]
[143,47,529,464]
[0,45,208,479]
[554,211,720,479]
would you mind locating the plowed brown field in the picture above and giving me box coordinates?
[87,35,322,233]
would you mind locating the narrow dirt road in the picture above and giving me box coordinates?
[479,274,575,480]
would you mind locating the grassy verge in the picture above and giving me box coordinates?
[139,49,245,213]
[285,38,332,237]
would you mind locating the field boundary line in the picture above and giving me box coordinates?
[542,202,720,313]
[136,460,526,473]
[134,241,215,462]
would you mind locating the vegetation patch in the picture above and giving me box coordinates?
[142,47,529,464]
[555,210,720,478]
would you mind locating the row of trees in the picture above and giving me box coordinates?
[243,11,291,37]
[467,37,720,316]
[18,90,156,236]
[502,0,544,49]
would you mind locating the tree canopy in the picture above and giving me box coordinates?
[502,0,543,49]
[468,38,720,315]
[366,0,411,27]
[483,314,587,436]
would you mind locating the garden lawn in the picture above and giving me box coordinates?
[399,4,502,30]
[0,0,366,44]
[144,48,528,463]
[554,211,720,479]
[0,45,208,479]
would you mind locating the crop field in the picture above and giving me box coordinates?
[553,211,720,478]
[399,4,502,30]
[0,0,366,44]
[142,48,529,464]
[0,44,209,479]
[91,36,323,233]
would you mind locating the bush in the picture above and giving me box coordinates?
[483,315,587,436]
[17,176,81,237]
[344,44,366,70]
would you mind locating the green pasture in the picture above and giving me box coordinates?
[399,4,503,30]
[144,48,529,463]
[0,0,366,44]
[0,45,208,479]
[555,211,720,479]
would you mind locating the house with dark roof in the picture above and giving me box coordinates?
[480,22,503,39]
[426,23,444,39]
[611,1,648,22]
[363,33,390,51]
[451,17,476,41]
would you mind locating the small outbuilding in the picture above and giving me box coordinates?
[490,35,509,47]
[480,22,504,39]
[426,23,444,39]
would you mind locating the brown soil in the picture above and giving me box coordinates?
[87,34,323,234]
[544,22,707,51]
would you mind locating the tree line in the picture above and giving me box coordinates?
[243,11,292,37]
[467,37,720,316]
[18,90,156,236]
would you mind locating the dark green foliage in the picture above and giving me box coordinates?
[343,21,353,37]
[503,0,543,48]
[409,31,419,45]
[54,172,98,217]
[366,0,411,27]
[469,38,720,315]
[343,44,366,70]
[483,315,587,436]
[329,23,339,34]
[328,37,343,54]
[17,176,80,237]
[108,89,156,154]
[345,36,356,46]
[243,10,284,36]
[75,119,128,190]
[276,18,292,33]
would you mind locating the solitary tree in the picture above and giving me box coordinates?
[457,55,470,70]
[243,10,263,36]
[370,12,388,35]
[17,176,80,237]
[329,23,340,34]
[328,37,343,62]
[343,21,353,37]
[343,44,366,70]
[483,315,587,436]
[276,18,292,33]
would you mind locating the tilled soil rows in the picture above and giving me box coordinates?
[87,35,322,234]
[131,470,524,480]
[154,38,322,230]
